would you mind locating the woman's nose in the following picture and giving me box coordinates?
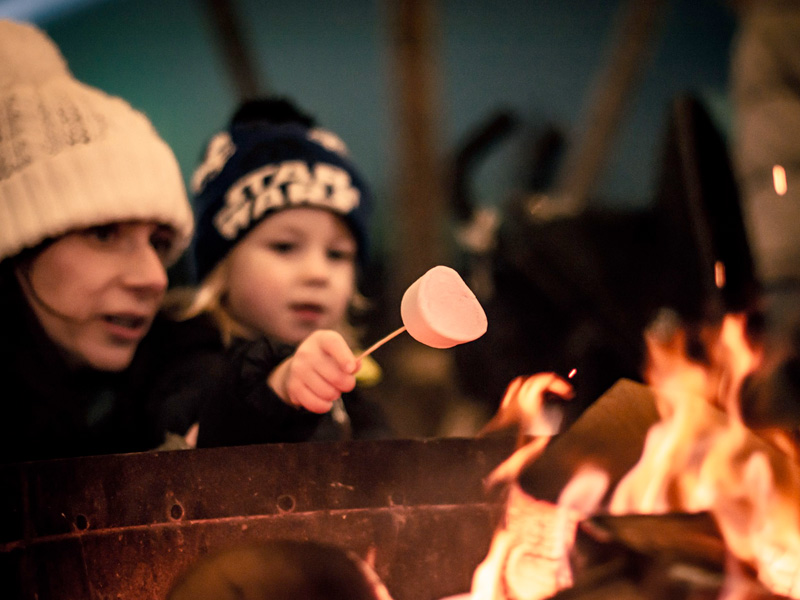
[122,243,168,295]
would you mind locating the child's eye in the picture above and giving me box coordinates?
[268,242,296,254]
[327,247,356,262]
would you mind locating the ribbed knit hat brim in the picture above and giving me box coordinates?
[0,19,193,265]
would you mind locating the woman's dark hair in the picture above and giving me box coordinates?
[0,256,14,287]
[4,237,73,321]
[0,239,51,295]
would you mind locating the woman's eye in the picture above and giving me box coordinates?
[83,224,118,242]
[150,231,175,259]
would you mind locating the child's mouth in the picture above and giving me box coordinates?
[291,303,324,321]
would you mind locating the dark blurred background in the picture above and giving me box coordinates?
[0,0,742,438]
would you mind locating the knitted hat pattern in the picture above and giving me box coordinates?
[191,108,372,280]
[0,20,194,265]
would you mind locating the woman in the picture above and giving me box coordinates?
[0,20,195,463]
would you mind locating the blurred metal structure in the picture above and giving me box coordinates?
[553,0,669,213]
[1,436,514,600]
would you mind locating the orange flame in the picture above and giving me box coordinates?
[471,373,601,600]
[612,314,800,597]
[472,313,800,599]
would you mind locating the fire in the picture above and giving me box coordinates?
[471,373,606,600]
[470,485,580,600]
[618,312,800,598]
[610,312,759,514]
[469,313,800,599]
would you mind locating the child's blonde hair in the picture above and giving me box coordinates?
[164,260,247,346]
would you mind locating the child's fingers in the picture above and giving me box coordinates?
[314,358,357,394]
[288,379,337,414]
[314,330,357,374]
[293,344,357,395]
[283,331,357,412]
[294,367,348,403]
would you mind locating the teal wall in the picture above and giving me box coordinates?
[2,0,736,253]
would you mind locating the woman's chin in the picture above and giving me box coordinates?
[73,345,136,372]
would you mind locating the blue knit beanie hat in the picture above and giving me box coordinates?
[191,98,372,281]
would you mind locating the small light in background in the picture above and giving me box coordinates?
[714,261,726,289]
[773,164,788,196]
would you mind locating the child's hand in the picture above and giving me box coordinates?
[268,330,359,414]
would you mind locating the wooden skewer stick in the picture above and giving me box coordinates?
[357,326,407,360]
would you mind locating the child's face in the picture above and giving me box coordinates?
[17,221,175,371]
[224,207,357,345]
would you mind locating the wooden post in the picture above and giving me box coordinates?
[380,0,465,437]
[553,0,668,212]
[386,0,448,299]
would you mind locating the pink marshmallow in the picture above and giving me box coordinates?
[400,265,488,349]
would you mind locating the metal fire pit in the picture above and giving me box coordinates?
[0,436,514,600]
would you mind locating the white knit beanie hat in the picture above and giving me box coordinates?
[0,19,194,265]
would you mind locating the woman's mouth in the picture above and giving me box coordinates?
[102,314,150,341]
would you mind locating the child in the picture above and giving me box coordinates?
[0,20,195,463]
[163,97,390,447]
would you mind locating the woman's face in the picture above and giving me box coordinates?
[17,221,176,371]
[224,207,357,346]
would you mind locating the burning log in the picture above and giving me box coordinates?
[517,378,659,506]
[561,512,781,600]
[469,484,582,600]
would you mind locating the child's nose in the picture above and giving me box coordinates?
[300,249,331,282]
